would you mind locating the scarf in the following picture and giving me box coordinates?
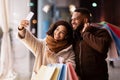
[46,35,70,53]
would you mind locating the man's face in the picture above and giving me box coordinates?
[71,12,84,30]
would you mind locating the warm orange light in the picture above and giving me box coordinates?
[32,19,37,24]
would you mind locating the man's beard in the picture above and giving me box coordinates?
[75,22,84,33]
[73,22,84,40]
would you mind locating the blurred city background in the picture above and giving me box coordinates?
[0,0,120,80]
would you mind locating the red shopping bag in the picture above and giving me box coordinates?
[67,63,79,80]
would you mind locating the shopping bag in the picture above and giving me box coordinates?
[100,22,120,56]
[107,40,118,58]
[47,64,62,80]
[48,63,67,80]
[58,64,67,80]
[67,63,79,80]
[36,65,56,80]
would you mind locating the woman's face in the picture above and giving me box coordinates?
[54,25,67,41]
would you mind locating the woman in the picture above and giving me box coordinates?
[18,20,75,80]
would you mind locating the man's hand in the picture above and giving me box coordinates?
[82,23,90,33]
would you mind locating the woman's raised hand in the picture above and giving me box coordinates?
[18,20,29,30]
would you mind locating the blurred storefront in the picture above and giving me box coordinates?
[0,0,120,80]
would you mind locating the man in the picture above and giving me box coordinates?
[71,8,112,80]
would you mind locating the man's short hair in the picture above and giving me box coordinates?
[74,8,92,21]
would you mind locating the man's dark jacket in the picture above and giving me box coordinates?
[73,25,112,80]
